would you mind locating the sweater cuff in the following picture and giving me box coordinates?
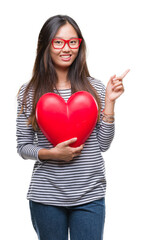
[101,120,115,126]
[20,144,43,162]
[36,147,44,163]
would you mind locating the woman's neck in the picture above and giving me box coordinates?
[55,67,71,90]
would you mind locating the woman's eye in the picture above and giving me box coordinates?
[55,41,62,44]
[70,40,76,44]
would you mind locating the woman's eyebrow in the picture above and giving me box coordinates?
[54,36,78,39]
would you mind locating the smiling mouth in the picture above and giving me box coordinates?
[60,55,72,61]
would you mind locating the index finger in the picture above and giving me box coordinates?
[63,138,77,146]
[120,69,130,79]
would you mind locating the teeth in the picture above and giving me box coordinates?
[61,55,71,58]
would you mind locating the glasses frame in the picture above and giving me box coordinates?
[52,38,82,49]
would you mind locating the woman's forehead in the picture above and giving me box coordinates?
[54,23,78,39]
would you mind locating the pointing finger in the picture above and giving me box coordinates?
[113,69,130,81]
[120,69,130,79]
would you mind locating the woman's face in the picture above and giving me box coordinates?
[50,23,79,70]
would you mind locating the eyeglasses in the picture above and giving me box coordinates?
[52,38,82,49]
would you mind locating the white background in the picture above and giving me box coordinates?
[0,0,146,239]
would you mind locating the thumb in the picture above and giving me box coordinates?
[110,74,116,81]
[108,74,116,85]
[63,138,77,146]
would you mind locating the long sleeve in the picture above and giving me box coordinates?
[19,83,112,206]
[16,85,42,160]
[96,84,115,152]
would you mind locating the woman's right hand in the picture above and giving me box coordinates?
[50,138,84,162]
[38,138,84,162]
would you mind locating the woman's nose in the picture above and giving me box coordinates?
[62,42,70,51]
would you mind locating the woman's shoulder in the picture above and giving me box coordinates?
[17,82,34,102]
[17,82,28,99]
[87,77,105,96]
[17,82,34,116]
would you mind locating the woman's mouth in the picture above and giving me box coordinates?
[60,54,72,61]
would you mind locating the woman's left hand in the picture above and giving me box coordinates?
[105,69,130,103]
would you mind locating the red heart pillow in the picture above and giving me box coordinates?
[36,91,98,147]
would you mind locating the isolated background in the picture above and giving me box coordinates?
[0,0,146,239]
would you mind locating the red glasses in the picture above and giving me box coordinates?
[52,38,82,49]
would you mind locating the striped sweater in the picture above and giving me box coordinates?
[16,78,115,206]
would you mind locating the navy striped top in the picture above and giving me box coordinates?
[16,78,115,206]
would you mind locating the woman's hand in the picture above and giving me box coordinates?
[105,69,130,103]
[102,69,130,118]
[38,138,84,162]
[50,138,84,162]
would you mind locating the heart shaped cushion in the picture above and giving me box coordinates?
[35,91,98,147]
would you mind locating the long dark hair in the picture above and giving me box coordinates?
[20,15,101,130]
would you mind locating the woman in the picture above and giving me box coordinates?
[16,15,129,240]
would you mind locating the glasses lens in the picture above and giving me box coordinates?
[53,39,64,49]
[69,39,80,48]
